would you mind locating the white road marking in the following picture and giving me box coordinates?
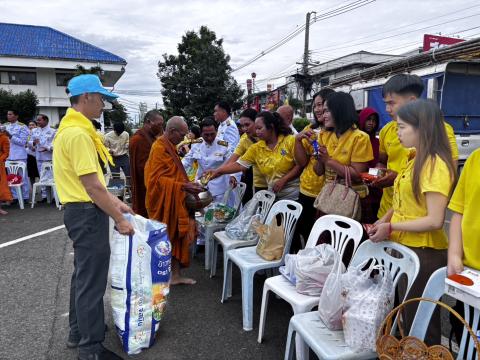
[0,225,65,249]
[61,312,69,317]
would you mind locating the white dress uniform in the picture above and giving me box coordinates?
[29,125,56,197]
[182,138,233,203]
[6,121,30,199]
[217,116,241,182]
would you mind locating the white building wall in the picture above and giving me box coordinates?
[0,57,124,126]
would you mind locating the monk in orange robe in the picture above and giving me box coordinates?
[0,128,13,215]
[145,116,203,285]
[129,110,164,217]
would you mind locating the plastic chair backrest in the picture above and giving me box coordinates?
[410,267,480,360]
[409,267,446,340]
[263,199,303,262]
[5,160,27,178]
[39,161,54,183]
[305,215,363,264]
[350,240,420,299]
[254,190,276,224]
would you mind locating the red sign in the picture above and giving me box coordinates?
[423,34,464,52]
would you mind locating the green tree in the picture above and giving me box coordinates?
[74,64,104,79]
[103,101,128,128]
[157,26,244,121]
[0,89,39,123]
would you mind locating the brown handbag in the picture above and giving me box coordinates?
[313,166,361,221]
[376,297,480,360]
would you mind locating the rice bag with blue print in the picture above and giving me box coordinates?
[110,214,171,355]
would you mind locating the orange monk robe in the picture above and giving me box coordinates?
[129,128,155,218]
[0,133,13,202]
[145,135,195,266]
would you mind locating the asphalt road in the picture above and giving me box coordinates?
[0,203,294,360]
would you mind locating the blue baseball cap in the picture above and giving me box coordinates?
[67,74,119,101]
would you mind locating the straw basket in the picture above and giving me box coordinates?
[376,297,480,360]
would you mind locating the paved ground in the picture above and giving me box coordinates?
[0,203,461,360]
[0,203,295,360]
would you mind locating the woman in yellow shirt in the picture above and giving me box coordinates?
[313,92,373,224]
[294,88,334,251]
[369,99,456,344]
[222,108,267,204]
[209,111,302,200]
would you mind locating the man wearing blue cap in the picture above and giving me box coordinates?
[53,74,134,360]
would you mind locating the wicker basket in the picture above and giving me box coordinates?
[376,297,480,360]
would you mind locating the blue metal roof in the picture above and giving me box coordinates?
[0,23,126,64]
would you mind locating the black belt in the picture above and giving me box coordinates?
[64,202,97,209]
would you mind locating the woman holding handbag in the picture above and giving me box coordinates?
[368,99,456,344]
[313,92,373,222]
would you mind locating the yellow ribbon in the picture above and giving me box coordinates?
[54,108,113,166]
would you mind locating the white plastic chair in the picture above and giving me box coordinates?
[210,190,276,278]
[284,240,420,360]
[31,162,61,210]
[195,182,247,270]
[222,199,303,331]
[410,267,480,360]
[5,160,27,209]
[258,215,364,359]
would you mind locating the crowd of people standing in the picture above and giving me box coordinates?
[1,70,478,358]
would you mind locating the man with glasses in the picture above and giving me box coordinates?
[145,116,203,285]
[53,74,134,360]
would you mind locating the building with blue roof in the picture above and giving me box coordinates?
[0,23,127,125]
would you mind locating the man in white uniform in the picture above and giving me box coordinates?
[5,109,30,200]
[182,117,232,203]
[213,101,240,154]
[214,100,241,188]
[29,114,55,198]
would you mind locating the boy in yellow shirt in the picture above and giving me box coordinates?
[373,74,458,219]
[448,148,480,275]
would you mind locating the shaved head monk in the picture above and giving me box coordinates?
[277,105,297,134]
[145,116,203,285]
[129,110,164,217]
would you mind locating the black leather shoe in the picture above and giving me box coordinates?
[78,345,123,360]
[66,325,109,348]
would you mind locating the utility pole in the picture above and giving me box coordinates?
[302,11,315,117]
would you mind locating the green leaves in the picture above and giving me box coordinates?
[0,89,39,123]
[157,26,244,123]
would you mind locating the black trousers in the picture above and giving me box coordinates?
[64,203,110,353]
[111,154,130,178]
[291,193,317,253]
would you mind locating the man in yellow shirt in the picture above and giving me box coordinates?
[448,147,480,275]
[374,74,458,218]
[53,74,133,360]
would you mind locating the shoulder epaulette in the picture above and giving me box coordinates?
[217,140,228,147]
[192,138,203,144]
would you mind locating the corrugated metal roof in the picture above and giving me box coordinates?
[0,23,126,64]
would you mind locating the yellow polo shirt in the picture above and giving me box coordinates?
[378,120,458,218]
[390,155,453,249]
[53,126,106,203]
[299,125,325,198]
[448,148,480,269]
[319,128,373,182]
[239,134,296,188]
[234,133,267,188]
